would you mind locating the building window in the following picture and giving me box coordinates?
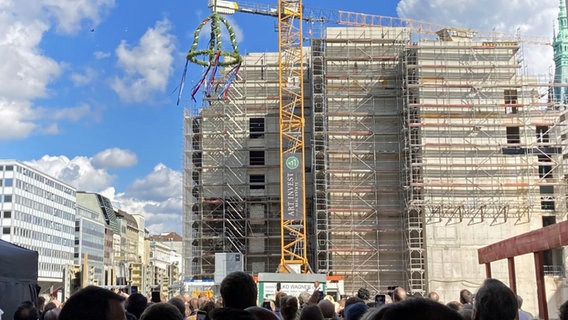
[2,195,12,203]
[542,216,563,275]
[541,201,555,210]
[536,126,549,144]
[250,151,265,166]
[2,227,9,234]
[3,211,11,218]
[539,165,553,178]
[506,127,520,144]
[4,179,12,187]
[505,89,518,114]
[249,118,265,139]
[4,165,13,171]
[250,174,266,190]
[538,154,552,162]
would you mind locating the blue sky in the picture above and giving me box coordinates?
[0,0,559,234]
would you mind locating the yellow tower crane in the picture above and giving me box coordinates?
[211,0,309,273]
[275,0,309,274]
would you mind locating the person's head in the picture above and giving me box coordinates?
[125,293,148,319]
[357,288,370,301]
[374,298,462,320]
[59,286,126,320]
[140,303,183,320]
[220,271,257,310]
[516,295,523,309]
[460,289,474,305]
[198,295,210,307]
[559,299,568,320]
[392,287,407,302]
[298,291,312,307]
[43,308,60,320]
[209,307,257,320]
[245,306,280,320]
[44,302,58,314]
[14,301,38,320]
[472,278,517,320]
[460,307,473,320]
[318,299,336,318]
[168,297,186,317]
[275,292,287,310]
[38,296,46,312]
[280,295,299,320]
[344,302,368,320]
[427,292,439,302]
[344,297,364,309]
[200,300,216,314]
[358,307,381,320]
[299,305,324,320]
[446,301,462,311]
[189,298,199,312]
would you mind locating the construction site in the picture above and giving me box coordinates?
[183,1,568,315]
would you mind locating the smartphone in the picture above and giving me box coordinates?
[262,301,272,310]
[375,294,386,306]
[197,311,207,320]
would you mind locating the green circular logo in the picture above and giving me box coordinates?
[286,156,300,169]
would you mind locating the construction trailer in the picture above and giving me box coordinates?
[183,24,568,313]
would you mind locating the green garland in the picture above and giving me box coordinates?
[186,12,243,67]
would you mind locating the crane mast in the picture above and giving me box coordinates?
[277,0,310,273]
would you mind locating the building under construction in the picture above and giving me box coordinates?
[183,18,568,312]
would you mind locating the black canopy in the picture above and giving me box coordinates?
[0,240,39,320]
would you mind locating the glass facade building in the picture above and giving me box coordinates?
[0,160,76,291]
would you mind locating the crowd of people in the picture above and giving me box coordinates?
[9,273,568,320]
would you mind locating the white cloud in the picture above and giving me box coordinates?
[397,0,556,75]
[0,0,114,141]
[0,102,100,140]
[110,19,176,103]
[94,51,111,60]
[126,163,182,202]
[25,155,115,191]
[101,164,183,234]
[225,16,244,45]
[92,148,138,169]
[43,0,115,34]
[71,68,97,87]
[0,99,37,140]
[0,19,60,101]
[25,156,182,234]
[50,103,95,121]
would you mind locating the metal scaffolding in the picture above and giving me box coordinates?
[402,30,567,295]
[312,27,410,294]
[184,52,302,278]
[183,23,567,298]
